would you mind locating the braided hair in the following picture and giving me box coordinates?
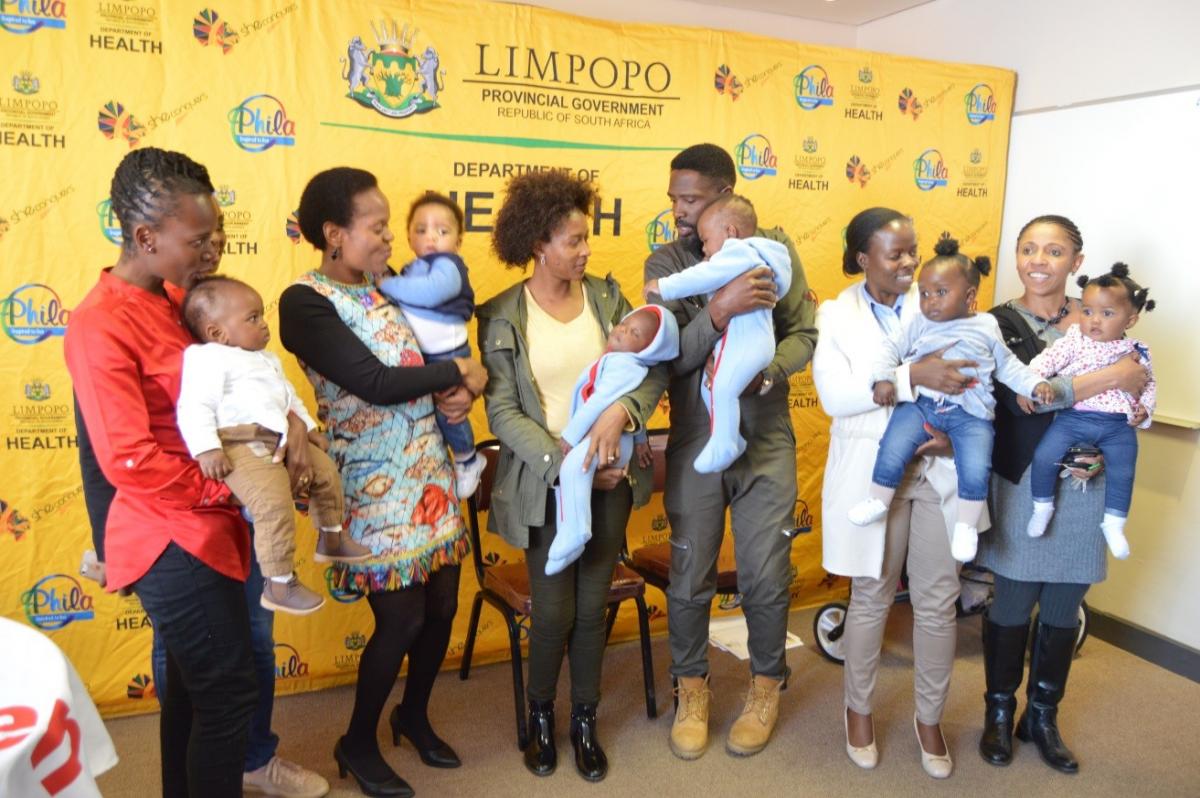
[927,232,991,287]
[842,207,909,276]
[109,148,214,253]
[1077,262,1156,312]
[1018,214,1083,252]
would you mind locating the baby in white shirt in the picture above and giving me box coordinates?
[177,276,370,615]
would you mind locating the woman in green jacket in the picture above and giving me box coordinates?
[478,171,666,782]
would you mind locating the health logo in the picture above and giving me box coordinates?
[97,198,122,245]
[193,8,238,53]
[228,94,296,152]
[735,133,777,180]
[342,19,443,119]
[0,0,67,34]
[24,378,50,401]
[1,498,31,542]
[285,209,301,244]
[713,64,743,101]
[898,88,923,120]
[645,209,676,251]
[964,83,996,125]
[845,155,871,187]
[1,283,71,344]
[21,574,95,630]
[913,148,949,191]
[98,100,145,148]
[793,64,834,110]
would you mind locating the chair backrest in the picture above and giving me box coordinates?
[647,428,668,494]
[465,439,501,585]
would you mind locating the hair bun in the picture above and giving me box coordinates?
[973,255,992,277]
[1076,274,1090,289]
[933,232,959,257]
[1111,262,1130,278]
[1144,299,1157,312]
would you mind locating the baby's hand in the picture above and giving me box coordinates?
[1032,381,1055,405]
[635,441,653,469]
[1129,405,1149,427]
[643,279,660,300]
[197,450,233,480]
[558,437,572,457]
[1016,395,1037,415]
[872,381,896,406]
[307,428,330,452]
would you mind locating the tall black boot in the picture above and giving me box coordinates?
[979,614,1030,766]
[1016,621,1080,773]
[524,699,557,776]
[569,702,608,782]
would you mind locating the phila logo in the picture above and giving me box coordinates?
[193,8,238,53]
[324,565,364,603]
[97,100,144,148]
[1,283,71,344]
[97,198,122,245]
[913,148,949,191]
[0,0,66,34]
[21,573,95,630]
[645,209,676,251]
[275,643,310,679]
[734,133,777,180]
[793,64,834,110]
[342,19,442,119]
[228,94,295,152]
[964,83,996,125]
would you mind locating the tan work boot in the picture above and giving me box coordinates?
[726,674,784,756]
[314,528,373,563]
[670,675,711,760]
[260,575,325,615]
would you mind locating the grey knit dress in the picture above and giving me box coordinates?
[976,303,1108,584]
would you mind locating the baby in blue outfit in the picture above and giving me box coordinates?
[546,305,680,575]
[643,194,791,473]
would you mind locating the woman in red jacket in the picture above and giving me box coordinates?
[65,148,281,797]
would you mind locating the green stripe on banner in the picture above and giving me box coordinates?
[319,121,681,151]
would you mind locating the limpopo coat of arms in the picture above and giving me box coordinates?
[341,20,443,119]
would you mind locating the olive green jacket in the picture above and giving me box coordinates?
[477,273,668,549]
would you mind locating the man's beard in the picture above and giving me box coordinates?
[679,230,704,258]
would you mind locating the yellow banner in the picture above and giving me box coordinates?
[0,0,1013,716]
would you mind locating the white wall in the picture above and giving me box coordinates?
[500,0,856,47]
[860,0,1200,650]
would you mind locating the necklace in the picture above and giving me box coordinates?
[1012,299,1069,334]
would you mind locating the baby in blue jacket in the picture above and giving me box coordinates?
[546,305,680,575]
[378,192,486,498]
[644,194,791,473]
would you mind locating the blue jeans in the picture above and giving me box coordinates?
[135,542,258,797]
[153,536,279,771]
[426,343,475,457]
[1030,409,1137,516]
[872,396,994,501]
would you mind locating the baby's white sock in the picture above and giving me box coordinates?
[1100,513,1130,559]
[270,574,293,584]
[1026,500,1054,538]
[951,522,979,563]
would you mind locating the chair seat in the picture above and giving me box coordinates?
[630,543,739,593]
[483,561,647,616]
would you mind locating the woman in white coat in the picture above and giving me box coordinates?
[814,208,976,779]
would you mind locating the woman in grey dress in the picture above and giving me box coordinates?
[976,215,1151,774]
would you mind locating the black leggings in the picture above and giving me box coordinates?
[989,574,1089,628]
[341,564,460,776]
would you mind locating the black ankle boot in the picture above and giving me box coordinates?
[524,699,556,776]
[1015,621,1080,773]
[979,614,1030,766]
[569,702,608,782]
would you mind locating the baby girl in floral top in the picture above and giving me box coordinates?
[1023,263,1156,559]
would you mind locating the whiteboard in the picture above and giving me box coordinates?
[998,89,1200,427]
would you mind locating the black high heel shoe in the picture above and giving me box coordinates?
[333,737,415,797]
[389,706,462,768]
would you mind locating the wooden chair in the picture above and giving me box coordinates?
[458,439,657,750]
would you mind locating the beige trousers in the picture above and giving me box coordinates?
[219,424,344,578]
[842,473,960,725]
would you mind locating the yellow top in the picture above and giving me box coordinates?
[524,283,605,438]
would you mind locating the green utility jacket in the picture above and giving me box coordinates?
[477,273,668,549]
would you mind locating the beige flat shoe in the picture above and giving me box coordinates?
[844,708,878,770]
[914,714,953,779]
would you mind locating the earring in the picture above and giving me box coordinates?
[539,253,546,266]
[145,245,156,254]
[331,246,341,261]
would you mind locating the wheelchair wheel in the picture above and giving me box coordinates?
[1075,601,1091,654]
[813,602,848,664]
